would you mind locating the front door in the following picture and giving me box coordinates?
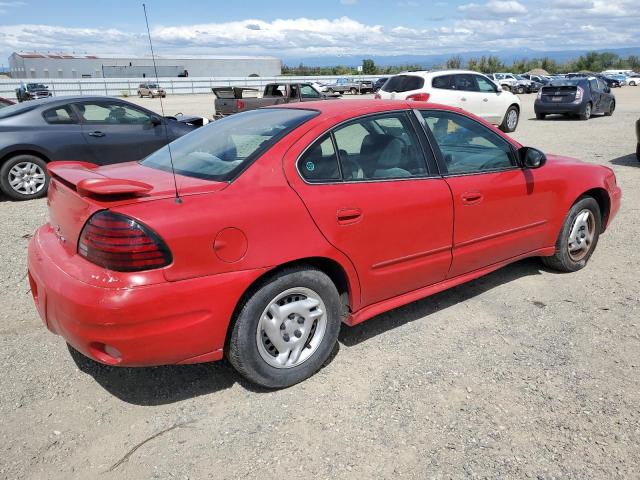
[418,109,556,278]
[285,111,454,308]
[74,100,167,165]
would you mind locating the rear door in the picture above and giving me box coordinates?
[588,79,604,113]
[75,100,167,165]
[284,110,454,308]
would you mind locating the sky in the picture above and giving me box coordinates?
[0,0,638,65]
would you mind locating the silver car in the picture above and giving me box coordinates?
[137,83,166,98]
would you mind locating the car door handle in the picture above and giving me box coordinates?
[460,97,467,101]
[461,192,483,205]
[87,131,105,137]
[483,98,489,102]
[336,208,362,225]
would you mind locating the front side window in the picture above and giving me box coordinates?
[333,112,427,181]
[298,134,340,182]
[76,102,152,124]
[143,108,318,181]
[420,110,515,175]
[452,74,478,91]
[300,84,320,99]
[43,105,77,124]
[475,75,497,93]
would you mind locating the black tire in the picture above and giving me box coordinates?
[542,197,601,273]
[604,99,615,116]
[536,112,546,120]
[499,105,519,133]
[636,142,640,162]
[517,85,525,94]
[579,102,592,121]
[228,266,342,389]
[0,154,49,201]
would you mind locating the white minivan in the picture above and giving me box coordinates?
[375,70,521,132]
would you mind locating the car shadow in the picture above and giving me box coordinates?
[528,114,607,121]
[69,339,342,405]
[339,258,543,347]
[71,258,543,405]
[609,153,638,167]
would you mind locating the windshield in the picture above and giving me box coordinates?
[147,84,159,88]
[548,79,582,87]
[27,83,47,89]
[142,108,319,181]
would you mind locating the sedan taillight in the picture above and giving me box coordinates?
[78,211,172,272]
[573,86,584,103]
[236,99,245,110]
[406,93,431,102]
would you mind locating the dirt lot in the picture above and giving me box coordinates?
[1,88,639,480]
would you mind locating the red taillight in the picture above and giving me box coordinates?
[78,211,172,272]
[236,99,245,110]
[406,93,430,102]
[573,86,583,103]
[374,93,381,99]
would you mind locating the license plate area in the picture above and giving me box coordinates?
[551,96,563,102]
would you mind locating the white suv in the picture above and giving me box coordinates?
[375,70,521,132]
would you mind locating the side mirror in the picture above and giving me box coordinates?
[604,86,611,93]
[519,147,546,169]
[150,116,162,126]
[496,84,503,92]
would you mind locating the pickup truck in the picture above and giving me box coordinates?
[323,78,374,94]
[213,83,334,117]
[15,83,52,102]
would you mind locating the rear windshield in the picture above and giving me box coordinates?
[546,80,582,87]
[381,75,425,93]
[142,108,319,182]
[0,102,37,119]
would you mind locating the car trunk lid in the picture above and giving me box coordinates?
[540,85,577,103]
[46,161,226,255]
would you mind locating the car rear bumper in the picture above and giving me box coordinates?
[28,225,266,367]
[535,101,584,115]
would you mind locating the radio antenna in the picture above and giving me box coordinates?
[143,3,181,203]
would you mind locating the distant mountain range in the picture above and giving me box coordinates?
[283,47,640,67]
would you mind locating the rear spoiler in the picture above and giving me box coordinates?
[47,161,153,198]
[212,86,259,99]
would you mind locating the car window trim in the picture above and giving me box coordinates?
[295,109,439,186]
[414,108,520,177]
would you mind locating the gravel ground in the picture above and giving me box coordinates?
[1,88,639,480]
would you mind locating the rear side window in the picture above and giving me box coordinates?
[381,75,424,93]
[589,79,598,91]
[43,105,77,124]
[432,75,453,90]
[298,134,340,182]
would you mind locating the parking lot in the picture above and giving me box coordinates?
[1,88,639,479]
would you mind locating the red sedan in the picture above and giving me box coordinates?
[28,100,621,388]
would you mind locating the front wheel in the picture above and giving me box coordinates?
[228,266,342,388]
[0,154,49,201]
[517,85,525,94]
[499,106,519,132]
[542,197,601,273]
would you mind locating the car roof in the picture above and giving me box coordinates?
[389,69,491,78]
[273,99,460,118]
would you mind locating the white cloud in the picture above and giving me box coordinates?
[0,3,638,61]
[340,0,358,4]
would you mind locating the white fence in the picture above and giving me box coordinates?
[0,75,380,100]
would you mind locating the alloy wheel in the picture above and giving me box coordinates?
[507,109,518,130]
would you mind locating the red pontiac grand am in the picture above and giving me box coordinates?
[28,100,621,388]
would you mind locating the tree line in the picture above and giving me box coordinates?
[282,51,640,76]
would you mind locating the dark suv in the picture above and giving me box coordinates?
[534,77,615,121]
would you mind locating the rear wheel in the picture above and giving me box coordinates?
[228,266,342,388]
[636,142,640,162]
[350,87,357,94]
[499,105,519,132]
[605,99,615,116]
[579,102,592,120]
[517,85,525,94]
[0,154,49,201]
[536,112,546,120]
[542,197,601,272]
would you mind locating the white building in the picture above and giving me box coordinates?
[8,52,282,79]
